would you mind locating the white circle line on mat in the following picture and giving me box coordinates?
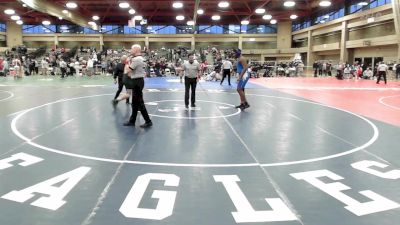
[11,92,379,168]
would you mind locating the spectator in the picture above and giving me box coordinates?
[395,62,400,79]
[362,68,373,79]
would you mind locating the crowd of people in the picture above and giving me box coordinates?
[1,44,400,86]
[312,60,400,83]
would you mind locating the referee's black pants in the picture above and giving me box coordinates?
[376,71,387,84]
[129,78,151,124]
[185,77,197,107]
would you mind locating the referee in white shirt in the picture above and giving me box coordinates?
[377,61,388,85]
[220,58,233,86]
[182,53,201,109]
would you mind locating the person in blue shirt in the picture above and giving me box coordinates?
[234,49,250,110]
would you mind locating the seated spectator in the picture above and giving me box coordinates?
[344,67,351,79]
[362,68,373,79]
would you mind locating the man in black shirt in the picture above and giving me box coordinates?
[113,56,129,104]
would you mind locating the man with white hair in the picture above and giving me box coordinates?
[123,44,152,128]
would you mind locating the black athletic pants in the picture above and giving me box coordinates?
[61,68,66,78]
[114,80,130,103]
[377,71,387,84]
[129,78,151,124]
[220,69,231,85]
[185,77,197,106]
[29,65,35,75]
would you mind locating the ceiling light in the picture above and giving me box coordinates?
[218,1,229,8]
[134,15,143,21]
[22,4,27,7]
[173,2,183,8]
[129,9,136,14]
[284,1,296,7]
[197,9,204,15]
[88,21,96,25]
[358,1,368,6]
[319,1,332,7]
[176,15,184,20]
[263,14,272,20]
[270,19,277,24]
[66,2,78,9]
[11,15,20,21]
[241,20,249,25]
[119,2,130,9]
[290,14,298,19]
[255,8,265,14]
[187,20,194,26]
[211,15,221,20]
[16,20,23,25]
[62,10,69,14]
[42,20,51,26]
[92,15,100,20]
[4,9,15,15]
[58,16,63,20]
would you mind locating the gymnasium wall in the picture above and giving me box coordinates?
[104,42,145,49]
[24,41,54,48]
[149,42,191,50]
[353,45,399,62]
[313,32,341,45]
[242,42,277,49]
[348,21,396,41]
[195,42,238,50]
[59,41,100,49]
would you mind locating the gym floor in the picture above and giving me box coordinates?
[0,76,399,225]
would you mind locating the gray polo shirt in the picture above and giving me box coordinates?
[182,61,200,78]
[129,56,146,79]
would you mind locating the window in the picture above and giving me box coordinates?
[0,23,6,32]
[23,25,56,33]
[198,25,223,34]
[293,20,312,31]
[101,25,123,34]
[149,26,177,34]
[176,26,193,34]
[348,0,392,14]
[123,26,143,34]
[312,7,345,25]
[292,0,391,32]
[227,25,241,34]
[57,25,83,34]
[84,27,99,34]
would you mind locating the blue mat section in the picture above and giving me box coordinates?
[144,77,262,89]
